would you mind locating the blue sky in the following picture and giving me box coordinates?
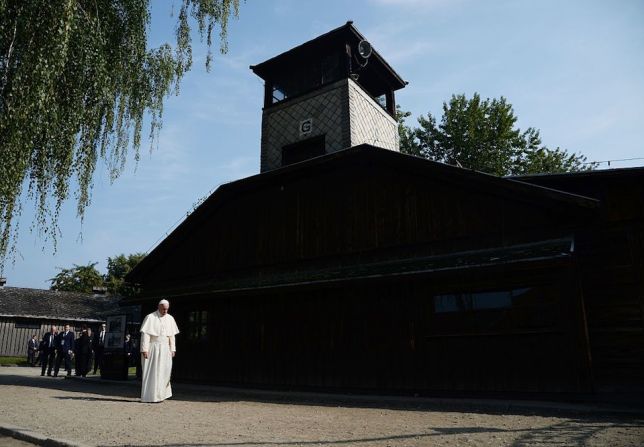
[5,0,644,288]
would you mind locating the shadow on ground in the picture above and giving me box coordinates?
[3,370,644,447]
[2,371,644,417]
[93,420,644,447]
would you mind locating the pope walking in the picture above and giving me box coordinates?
[140,299,180,403]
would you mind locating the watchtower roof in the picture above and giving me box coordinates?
[250,21,407,95]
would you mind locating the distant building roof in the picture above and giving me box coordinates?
[0,287,121,322]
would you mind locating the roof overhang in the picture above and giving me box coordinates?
[124,238,575,303]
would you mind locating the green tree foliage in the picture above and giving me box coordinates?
[398,94,596,176]
[49,262,103,293]
[0,0,240,270]
[104,252,145,296]
[395,107,417,158]
[49,252,144,296]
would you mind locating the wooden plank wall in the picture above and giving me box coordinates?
[164,262,591,393]
[518,171,644,390]
[578,221,644,390]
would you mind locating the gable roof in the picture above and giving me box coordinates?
[0,287,121,322]
[126,145,599,285]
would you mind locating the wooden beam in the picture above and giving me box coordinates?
[263,82,273,108]
[386,90,396,116]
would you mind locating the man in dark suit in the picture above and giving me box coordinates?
[41,325,58,376]
[93,323,106,374]
[75,325,93,377]
[54,324,75,377]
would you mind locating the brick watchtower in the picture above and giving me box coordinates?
[251,21,407,172]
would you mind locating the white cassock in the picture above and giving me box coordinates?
[140,310,180,403]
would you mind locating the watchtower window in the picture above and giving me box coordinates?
[272,86,287,103]
[375,94,387,110]
[282,135,326,166]
[267,53,344,106]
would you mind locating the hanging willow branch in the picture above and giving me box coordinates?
[0,0,240,271]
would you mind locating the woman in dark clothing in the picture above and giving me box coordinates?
[76,325,93,377]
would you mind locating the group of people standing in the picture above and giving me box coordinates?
[31,323,111,377]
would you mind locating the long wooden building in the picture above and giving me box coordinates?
[124,23,643,395]
[124,145,644,393]
[0,284,120,357]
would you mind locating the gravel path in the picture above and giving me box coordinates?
[0,367,642,447]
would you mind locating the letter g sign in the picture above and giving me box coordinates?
[299,118,313,137]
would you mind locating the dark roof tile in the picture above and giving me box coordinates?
[0,287,121,322]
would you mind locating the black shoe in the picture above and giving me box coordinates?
[41,373,44,376]
[47,373,52,376]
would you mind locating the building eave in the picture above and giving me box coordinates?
[124,238,575,304]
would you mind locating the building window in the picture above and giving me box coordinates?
[187,311,208,342]
[434,288,531,313]
[268,53,344,106]
[272,85,287,103]
[14,319,40,330]
[375,94,387,110]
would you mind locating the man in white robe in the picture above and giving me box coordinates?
[140,299,180,403]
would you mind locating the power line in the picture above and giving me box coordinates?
[580,156,644,166]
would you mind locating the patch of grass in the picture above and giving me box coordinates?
[0,356,30,366]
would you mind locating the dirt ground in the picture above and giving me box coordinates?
[0,367,642,447]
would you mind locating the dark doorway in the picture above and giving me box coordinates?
[281,135,326,167]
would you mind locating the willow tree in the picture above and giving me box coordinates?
[0,0,240,270]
